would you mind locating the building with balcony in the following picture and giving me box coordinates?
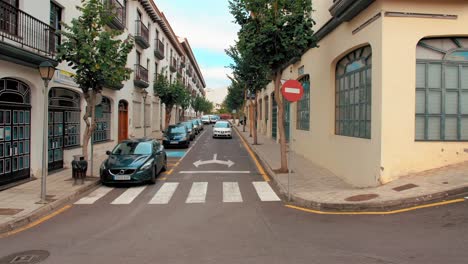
[0,0,205,188]
[250,0,468,187]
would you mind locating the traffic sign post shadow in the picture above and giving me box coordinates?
[281,80,304,202]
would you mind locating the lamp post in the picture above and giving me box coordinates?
[141,89,148,137]
[38,61,56,204]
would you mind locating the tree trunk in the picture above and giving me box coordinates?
[249,103,253,137]
[251,97,258,145]
[82,90,97,160]
[273,72,288,173]
[165,104,173,129]
[180,108,185,122]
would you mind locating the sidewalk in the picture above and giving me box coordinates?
[236,125,468,212]
[0,154,106,234]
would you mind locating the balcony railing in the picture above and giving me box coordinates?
[170,57,177,72]
[134,64,149,88]
[135,20,149,48]
[154,38,164,60]
[0,1,56,57]
[105,0,125,30]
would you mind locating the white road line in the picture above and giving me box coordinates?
[179,171,250,174]
[111,186,147,205]
[74,186,114,204]
[177,130,206,163]
[223,182,243,203]
[148,182,179,204]
[252,181,281,202]
[186,182,208,203]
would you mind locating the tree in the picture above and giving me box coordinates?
[57,0,134,159]
[191,96,204,117]
[225,78,245,114]
[178,88,192,122]
[154,73,186,128]
[226,44,269,145]
[229,0,317,172]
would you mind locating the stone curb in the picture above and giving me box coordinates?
[234,126,468,212]
[0,179,100,234]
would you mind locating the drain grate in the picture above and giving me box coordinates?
[0,208,23,216]
[0,250,49,264]
[345,194,379,202]
[392,183,418,192]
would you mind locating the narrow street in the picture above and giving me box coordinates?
[0,127,467,264]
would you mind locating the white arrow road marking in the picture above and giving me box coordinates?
[75,186,114,204]
[149,182,179,204]
[223,182,243,203]
[111,186,146,205]
[193,153,235,168]
[285,87,300,94]
[186,182,208,203]
[252,182,281,202]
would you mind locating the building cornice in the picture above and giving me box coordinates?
[180,39,206,88]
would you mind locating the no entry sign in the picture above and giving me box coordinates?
[281,80,304,102]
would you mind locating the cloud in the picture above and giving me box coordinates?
[205,87,228,105]
[201,66,232,89]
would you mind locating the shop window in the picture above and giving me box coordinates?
[416,37,468,141]
[335,46,372,138]
[93,97,111,142]
[296,75,310,131]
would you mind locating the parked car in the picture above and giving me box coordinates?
[162,124,190,148]
[213,120,232,139]
[191,119,200,134]
[210,115,220,124]
[196,119,204,130]
[100,139,167,185]
[201,115,211,124]
[181,121,196,140]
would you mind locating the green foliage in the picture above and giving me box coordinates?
[192,96,213,114]
[153,73,186,108]
[224,78,245,112]
[56,0,134,92]
[229,0,317,73]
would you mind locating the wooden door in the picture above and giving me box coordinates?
[118,101,128,142]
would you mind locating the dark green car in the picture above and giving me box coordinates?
[100,138,167,185]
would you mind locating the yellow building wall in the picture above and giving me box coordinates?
[253,0,468,187]
[379,0,468,183]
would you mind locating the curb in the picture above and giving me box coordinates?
[234,126,468,213]
[0,179,100,235]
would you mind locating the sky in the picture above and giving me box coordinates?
[155,0,239,104]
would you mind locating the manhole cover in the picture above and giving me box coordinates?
[392,183,418,192]
[0,250,49,264]
[345,194,379,202]
[0,208,23,216]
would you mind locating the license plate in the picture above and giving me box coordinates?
[114,175,131,181]
[170,141,179,144]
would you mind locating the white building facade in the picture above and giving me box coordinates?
[0,0,206,187]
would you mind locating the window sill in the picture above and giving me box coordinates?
[64,145,82,151]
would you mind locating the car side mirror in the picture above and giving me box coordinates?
[106,150,111,155]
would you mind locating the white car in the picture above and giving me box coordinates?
[213,121,232,139]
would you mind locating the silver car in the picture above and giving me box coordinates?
[212,121,232,139]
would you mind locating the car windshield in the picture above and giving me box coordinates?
[112,142,152,155]
[201,116,209,120]
[183,122,193,128]
[168,126,186,134]
[214,122,230,128]
[191,120,198,125]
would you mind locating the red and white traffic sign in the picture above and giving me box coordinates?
[281,80,304,102]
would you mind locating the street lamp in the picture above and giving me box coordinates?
[141,89,148,138]
[38,61,56,204]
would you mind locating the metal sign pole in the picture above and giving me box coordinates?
[287,102,292,202]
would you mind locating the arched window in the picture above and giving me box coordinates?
[335,45,372,139]
[296,74,310,130]
[0,78,31,105]
[416,37,468,141]
[94,97,111,142]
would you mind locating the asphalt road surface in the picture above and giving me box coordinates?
[0,125,467,264]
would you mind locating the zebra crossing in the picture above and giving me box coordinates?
[74,181,281,205]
